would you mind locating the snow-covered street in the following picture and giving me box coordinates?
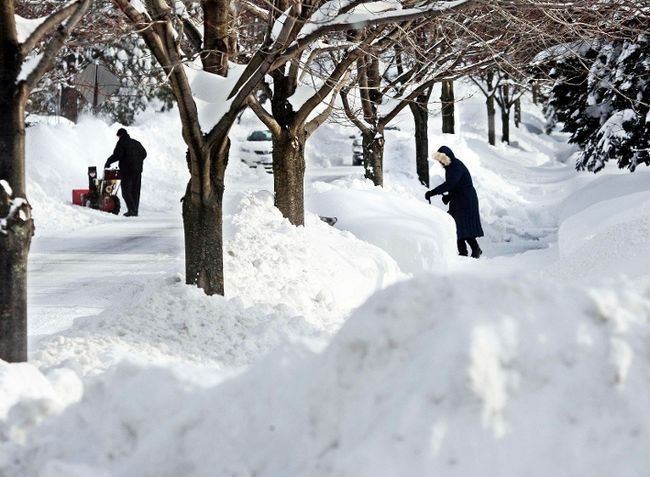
[28,214,183,339]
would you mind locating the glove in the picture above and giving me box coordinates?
[424,190,434,203]
[442,195,450,205]
[104,161,111,169]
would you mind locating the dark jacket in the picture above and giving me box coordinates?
[105,134,144,176]
[429,146,484,239]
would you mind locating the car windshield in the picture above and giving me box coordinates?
[247,130,272,141]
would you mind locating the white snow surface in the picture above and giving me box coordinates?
[2,82,650,476]
[14,15,47,43]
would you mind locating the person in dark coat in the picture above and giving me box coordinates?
[105,128,145,217]
[424,145,484,258]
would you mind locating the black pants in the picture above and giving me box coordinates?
[121,173,141,215]
[457,238,481,258]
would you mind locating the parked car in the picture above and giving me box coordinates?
[351,135,363,166]
[240,129,273,170]
[349,124,400,166]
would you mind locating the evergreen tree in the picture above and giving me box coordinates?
[580,34,650,172]
[547,43,600,150]
[548,35,650,172]
[19,0,173,125]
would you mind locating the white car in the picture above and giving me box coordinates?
[240,130,273,170]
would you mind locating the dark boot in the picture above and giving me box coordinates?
[456,239,468,257]
[467,238,482,259]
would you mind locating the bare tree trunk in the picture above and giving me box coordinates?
[202,0,232,76]
[272,128,306,226]
[409,89,431,187]
[0,96,33,363]
[441,79,455,134]
[1,0,89,361]
[182,139,229,295]
[363,129,385,187]
[0,7,33,362]
[501,109,511,144]
[487,93,496,146]
[514,97,521,128]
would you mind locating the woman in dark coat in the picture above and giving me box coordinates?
[424,146,484,258]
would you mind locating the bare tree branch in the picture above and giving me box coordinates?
[19,1,80,56]
[22,0,91,94]
[247,94,282,136]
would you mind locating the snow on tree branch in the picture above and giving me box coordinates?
[0,181,29,236]
[300,0,472,39]
[18,1,78,55]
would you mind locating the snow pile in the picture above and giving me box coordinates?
[308,177,457,274]
[225,192,406,321]
[3,274,650,476]
[26,192,405,377]
[28,274,327,376]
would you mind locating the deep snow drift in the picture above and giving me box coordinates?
[2,82,650,476]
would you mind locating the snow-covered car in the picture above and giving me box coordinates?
[240,130,273,170]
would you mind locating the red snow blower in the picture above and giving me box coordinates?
[71,166,121,214]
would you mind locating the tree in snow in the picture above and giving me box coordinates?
[493,72,527,144]
[339,6,494,187]
[340,39,466,187]
[111,0,482,298]
[1,0,91,362]
[575,35,650,172]
[545,33,650,172]
[111,0,260,296]
[17,0,173,125]
[474,0,648,148]
[246,1,481,222]
[545,43,600,148]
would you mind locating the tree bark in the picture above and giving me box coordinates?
[501,109,510,144]
[182,138,229,296]
[514,97,521,128]
[0,98,34,363]
[201,0,233,76]
[0,4,33,362]
[487,93,496,146]
[409,91,431,187]
[0,197,32,363]
[363,129,385,187]
[272,128,306,226]
[441,79,455,134]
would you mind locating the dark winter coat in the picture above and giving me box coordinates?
[429,146,484,239]
[105,134,144,177]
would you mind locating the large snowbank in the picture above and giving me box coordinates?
[3,273,649,476]
[26,191,405,377]
[224,192,406,319]
[308,177,457,274]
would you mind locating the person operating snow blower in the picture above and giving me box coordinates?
[104,128,147,217]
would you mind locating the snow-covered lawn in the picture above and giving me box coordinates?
[2,84,649,476]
